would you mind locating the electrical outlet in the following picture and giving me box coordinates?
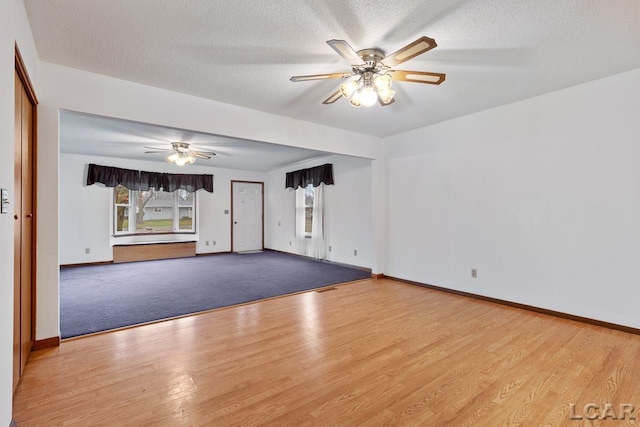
[85,248,90,254]
[353,249,358,256]
[213,240,216,246]
[471,268,478,278]
[224,209,229,214]
[289,241,292,246]
[205,241,210,246]
[329,246,332,252]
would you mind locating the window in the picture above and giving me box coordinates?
[304,184,314,236]
[113,185,195,235]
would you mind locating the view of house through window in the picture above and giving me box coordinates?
[114,185,195,234]
[305,184,314,235]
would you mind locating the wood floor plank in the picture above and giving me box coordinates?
[13,279,640,426]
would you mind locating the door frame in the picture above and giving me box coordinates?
[14,43,38,373]
[230,180,264,252]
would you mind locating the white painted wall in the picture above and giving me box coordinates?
[0,0,39,424]
[385,68,640,328]
[265,155,373,269]
[60,153,266,264]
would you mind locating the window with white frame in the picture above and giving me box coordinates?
[113,185,195,235]
[304,184,314,236]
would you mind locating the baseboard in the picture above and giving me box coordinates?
[195,251,232,256]
[265,248,372,273]
[371,273,383,279]
[32,336,61,350]
[384,275,640,336]
[60,260,113,268]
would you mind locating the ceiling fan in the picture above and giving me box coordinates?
[290,36,445,107]
[144,142,216,166]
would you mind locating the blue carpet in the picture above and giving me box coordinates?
[60,251,370,338]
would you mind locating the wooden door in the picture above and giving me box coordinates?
[231,181,263,252]
[13,69,35,391]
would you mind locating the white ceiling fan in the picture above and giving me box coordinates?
[290,36,446,107]
[144,142,216,166]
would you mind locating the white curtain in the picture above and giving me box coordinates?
[309,184,326,259]
[295,187,307,254]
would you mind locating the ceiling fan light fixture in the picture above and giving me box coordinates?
[359,86,378,107]
[340,80,359,98]
[349,94,362,108]
[378,88,396,104]
[374,74,392,91]
[166,152,180,163]
[167,150,197,166]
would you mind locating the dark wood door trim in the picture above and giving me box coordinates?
[230,180,265,252]
[15,44,39,105]
[14,43,38,386]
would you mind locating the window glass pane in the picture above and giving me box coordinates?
[136,190,174,232]
[304,184,314,206]
[177,190,194,206]
[304,185,314,234]
[114,185,129,204]
[177,191,193,230]
[305,207,313,234]
[179,207,193,230]
[115,206,128,232]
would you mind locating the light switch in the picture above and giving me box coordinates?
[1,189,8,214]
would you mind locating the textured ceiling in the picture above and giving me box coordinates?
[25,0,640,137]
[60,111,329,172]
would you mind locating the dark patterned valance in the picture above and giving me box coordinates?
[285,163,334,189]
[86,164,213,193]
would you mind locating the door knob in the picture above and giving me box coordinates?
[26,213,33,218]
[14,214,18,220]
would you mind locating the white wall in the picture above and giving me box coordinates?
[385,68,640,328]
[265,155,373,269]
[0,0,39,424]
[60,153,266,264]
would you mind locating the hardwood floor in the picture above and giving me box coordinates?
[13,279,640,426]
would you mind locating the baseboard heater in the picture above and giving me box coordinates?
[113,241,196,263]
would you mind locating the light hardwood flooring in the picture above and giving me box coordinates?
[13,279,640,426]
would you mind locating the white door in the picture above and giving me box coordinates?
[232,181,263,252]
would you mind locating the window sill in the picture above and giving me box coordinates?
[110,232,198,247]
[113,231,196,237]
[113,240,197,246]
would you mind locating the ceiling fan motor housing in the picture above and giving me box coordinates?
[355,48,387,73]
[172,142,190,152]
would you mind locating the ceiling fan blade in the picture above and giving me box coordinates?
[144,146,173,151]
[145,150,171,154]
[290,72,353,82]
[390,70,446,85]
[378,97,396,107]
[322,89,343,105]
[326,39,365,66]
[381,36,437,67]
[193,151,216,156]
[193,153,212,159]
